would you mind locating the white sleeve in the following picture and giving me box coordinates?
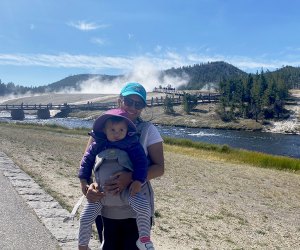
[138,122,163,156]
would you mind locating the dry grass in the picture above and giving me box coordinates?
[0,123,300,249]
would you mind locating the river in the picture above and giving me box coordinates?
[0,112,299,159]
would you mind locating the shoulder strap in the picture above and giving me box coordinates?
[136,121,150,138]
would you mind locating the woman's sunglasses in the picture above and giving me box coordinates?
[122,97,146,110]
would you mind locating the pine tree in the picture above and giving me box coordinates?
[163,95,175,114]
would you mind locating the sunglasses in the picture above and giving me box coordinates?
[122,97,146,110]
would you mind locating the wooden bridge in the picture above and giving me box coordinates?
[0,92,220,120]
[0,102,118,120]
[0,102,118,112]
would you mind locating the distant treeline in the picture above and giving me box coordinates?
[0,80,46,96]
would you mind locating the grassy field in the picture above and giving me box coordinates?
[0,122,300,249]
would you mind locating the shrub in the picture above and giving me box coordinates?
[182,93,198,113]
[163,96,175,114]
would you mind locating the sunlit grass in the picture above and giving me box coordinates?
[0,121,89,135]
[1,121,299,172]
[163,137,300,172]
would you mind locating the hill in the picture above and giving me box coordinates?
[266,65,300,89]
[162,61,247,90]
[45,61,247,92]
[50,61,247,91]
[46,74,121,92]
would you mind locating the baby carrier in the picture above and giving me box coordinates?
[93,148,133,206]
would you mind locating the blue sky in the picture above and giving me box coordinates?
[1,0,300,89]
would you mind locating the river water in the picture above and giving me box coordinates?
[0,111,299,159]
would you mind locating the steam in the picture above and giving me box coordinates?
[77,59,190,94]
[0,60,191,102]
[0,92,40,104]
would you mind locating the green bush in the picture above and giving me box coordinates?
[182,93,198,113]
[163,96,175,114]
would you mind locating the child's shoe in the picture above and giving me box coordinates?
[136,238,155,250]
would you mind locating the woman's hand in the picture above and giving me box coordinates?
[104,171,133,195]
[80,179,89,195]
[86,182,105,203]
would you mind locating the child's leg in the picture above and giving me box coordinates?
[128,193,151,239]
[78,201,103,248]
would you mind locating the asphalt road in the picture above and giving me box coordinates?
[0,171,60,250]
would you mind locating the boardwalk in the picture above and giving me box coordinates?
[0,102,117,111]
[0,91,220,120]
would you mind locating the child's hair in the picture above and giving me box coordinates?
[105,116,127,126]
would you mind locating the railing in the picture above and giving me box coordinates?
[0,93,220,112]
[0,102,118,111]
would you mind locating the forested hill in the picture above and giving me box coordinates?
[265,66,300,89]
[49,63,300,91]
[46,74,121,92]
[162,61,247,90]
[47,61,247,91]
[1,61,300,96]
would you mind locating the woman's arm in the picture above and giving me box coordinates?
[146,141,164,180]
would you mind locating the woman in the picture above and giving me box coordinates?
[79,82,164,250]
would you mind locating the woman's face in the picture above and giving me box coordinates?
[119,94,145,121]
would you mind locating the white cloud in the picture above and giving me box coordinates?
[2,49,300,91]
[0,50,300,77]
[91,37,106,46]
[128,33,133,40]
[0,53,132,69]
[68,21,109,31]
[154,45,162,53]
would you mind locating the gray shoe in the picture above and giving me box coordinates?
[136,239,155,250]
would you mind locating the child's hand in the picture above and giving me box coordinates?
[129,180,142,196]
[86,182,105,203]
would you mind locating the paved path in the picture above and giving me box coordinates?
[0,170,60,250]
[0,152,99,250]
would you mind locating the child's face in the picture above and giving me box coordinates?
[104,120,128,142]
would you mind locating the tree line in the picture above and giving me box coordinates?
[0,80,46,96]
[162,69,294,123]
[218,70,289,122]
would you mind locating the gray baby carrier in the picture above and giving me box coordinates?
[94,148,153,208]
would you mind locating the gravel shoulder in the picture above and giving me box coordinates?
[0,124,299,249]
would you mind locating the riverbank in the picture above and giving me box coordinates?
[2,91,300,134]
[0,123,299,249]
